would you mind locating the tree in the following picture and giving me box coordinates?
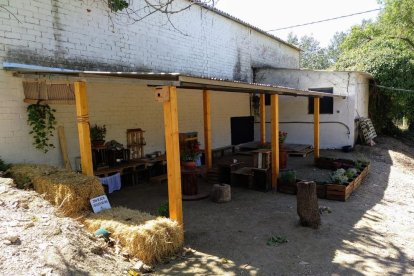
[335,0,414,133]
[287,33,330,70]
[287,32,347,70]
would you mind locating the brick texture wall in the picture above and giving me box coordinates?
[0,0,299,165]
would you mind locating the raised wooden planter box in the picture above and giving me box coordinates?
[277,162,370,202]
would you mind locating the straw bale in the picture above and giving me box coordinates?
[84,207,184,264]
[9,164,104,216]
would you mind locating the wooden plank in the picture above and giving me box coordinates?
[162,86,183,225]
[259,94,266,145]
[57,126,72,171]
[74,81,94,176]
[203,90,212,169]
[271,94,279,188]
[314,97,320,161]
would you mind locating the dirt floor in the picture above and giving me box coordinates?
[109,136,414,275]
[1,136,413,275]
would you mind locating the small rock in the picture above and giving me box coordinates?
[40,267,53,276]
[24,222,35,229]
[299,261,310,265]
[19,202,29,209]
[91,246,104,255]
[131,260,154,273]
[4,235,21,245]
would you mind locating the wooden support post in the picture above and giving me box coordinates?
[260,94,266,145]
[314,97,320,162]
[162,86,183,225]
[74,81,93,176]
[203,90,212,169]
[271,94,279,189]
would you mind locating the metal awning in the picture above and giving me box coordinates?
[4,63,346,98]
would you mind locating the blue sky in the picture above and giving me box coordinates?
[215,0,382,46]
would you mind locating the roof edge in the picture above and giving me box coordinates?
[188,1,301,51]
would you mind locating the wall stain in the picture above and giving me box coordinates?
[5,48,151,72]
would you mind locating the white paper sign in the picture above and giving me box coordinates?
[90,195,111,213]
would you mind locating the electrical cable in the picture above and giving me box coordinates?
[267,8,381,32]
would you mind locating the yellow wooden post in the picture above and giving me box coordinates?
[260,94,266,145]
[271,94,279,189]
[74,81,94,176]
[203,90,212,169]
[314,97,320,162]
[162,86,183,225]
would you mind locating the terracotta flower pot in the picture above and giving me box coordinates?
[183,161,197,170]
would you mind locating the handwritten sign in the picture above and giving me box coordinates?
[90,195,111,213]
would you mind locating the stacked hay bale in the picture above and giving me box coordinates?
[9,164,104,216]
[84,207,184,264]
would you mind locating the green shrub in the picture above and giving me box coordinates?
[330,169,348,184]
[0,157,10,172]
[157,202,169,218]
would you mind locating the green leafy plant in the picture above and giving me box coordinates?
[267,235,288,246]
[0,156,10,172]
[180,140,201,162]
[330,168,348,184]
[108,0,129,12]
[279,131,288,144]
[157,201,169,218]
[345,168,358,179]
[90,124,107,141]
[27,104,56,153]
[279,170,296,184]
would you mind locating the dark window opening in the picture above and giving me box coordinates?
[308,87,334,114]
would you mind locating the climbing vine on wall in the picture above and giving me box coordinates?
[27,104,57,153]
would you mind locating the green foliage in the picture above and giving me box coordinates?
[335,0,414,133]
[279,170,296,184]
[330,168,348,185]
[287,31,347,70]
[27,104,56,153]
[108,0,129,12]
[345,168,358,179]
[157,201,169,218]
[267,235,288,246]
[90,124,107,141]
[0,156,10,172]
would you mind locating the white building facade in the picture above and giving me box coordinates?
[255,68,371,149]
[0,0,300,166]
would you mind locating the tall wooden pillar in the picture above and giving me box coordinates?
[74,81,93,176]
[260,94,266,145]
[314,97,320,162]
[203,90,212,169]
[161,86,183,225]
[271,94,280,188]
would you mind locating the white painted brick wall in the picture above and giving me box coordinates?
[0,0,298,165]
[255,69,370,149]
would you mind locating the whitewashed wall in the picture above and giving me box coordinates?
[0,0,299,165]
[0,74,250,166]
[255,69,370,149]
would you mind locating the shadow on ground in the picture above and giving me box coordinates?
[109,136,414,275]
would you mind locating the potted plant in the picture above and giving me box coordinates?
[181,140,201,170]
[279,131,288,169]
[90,124,106,147]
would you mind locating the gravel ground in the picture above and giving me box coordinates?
[1,136,414,275]
[0,179,132,276]
[111,136,414,275]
